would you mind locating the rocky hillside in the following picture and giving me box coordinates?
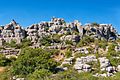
[0,17,120,80]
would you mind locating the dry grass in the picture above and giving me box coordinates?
[0,67,5,73]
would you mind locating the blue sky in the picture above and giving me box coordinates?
[0,0,120,33]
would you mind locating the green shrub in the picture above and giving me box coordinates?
[77,35,94,47]
[74,53,87,58]
[10,48,59,76]
[0,54,12,66]
[39,35,52,46]
[50,70,98,80]
[65,49,72,58]
[65,40,73,45]
[108,57,120,67]
[4,40,17,48]
[27,69,52,80]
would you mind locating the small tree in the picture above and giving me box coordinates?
[0,54,12,66]
[27,69,52,80]
[39,35,52,46]
[4,40,16,48]
[10,48,59,76]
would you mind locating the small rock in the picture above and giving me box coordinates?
[117,65,120,72]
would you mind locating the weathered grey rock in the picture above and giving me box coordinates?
[74,47,89,54]
[98,57,111,70]
[12,76,16,80]
[106,72,114,77]
[106,66,116,73]
[16,78,25,80]
[93,72,114,77]
[99,73,107,77]
[74,55,96,72]
[75,55,97,64]
[84,23,117,41]
[0,17,118,46]
[63,67,68,71]
[60,35,80,42]
[0,20,25,44]
[115,46,120,52]
[12,76,25,80]
[82,64,91,72]
[98,57,116,74]
[74,63,91,72]
[74,63,83,70]
[61,57,74,66]
[117,65,120,72]
[0,38,4,46]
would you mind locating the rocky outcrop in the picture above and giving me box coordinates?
[74,55,97,72]
[83,24,117,41]
[98,57,111,71]
[93,57,117,77]
[0,17,119,46]
[60,35,80,42]
[98,57,116,73]
[75,55,97,64]
[0,20,25,44]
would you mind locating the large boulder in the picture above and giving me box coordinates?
[73,55,97,72]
